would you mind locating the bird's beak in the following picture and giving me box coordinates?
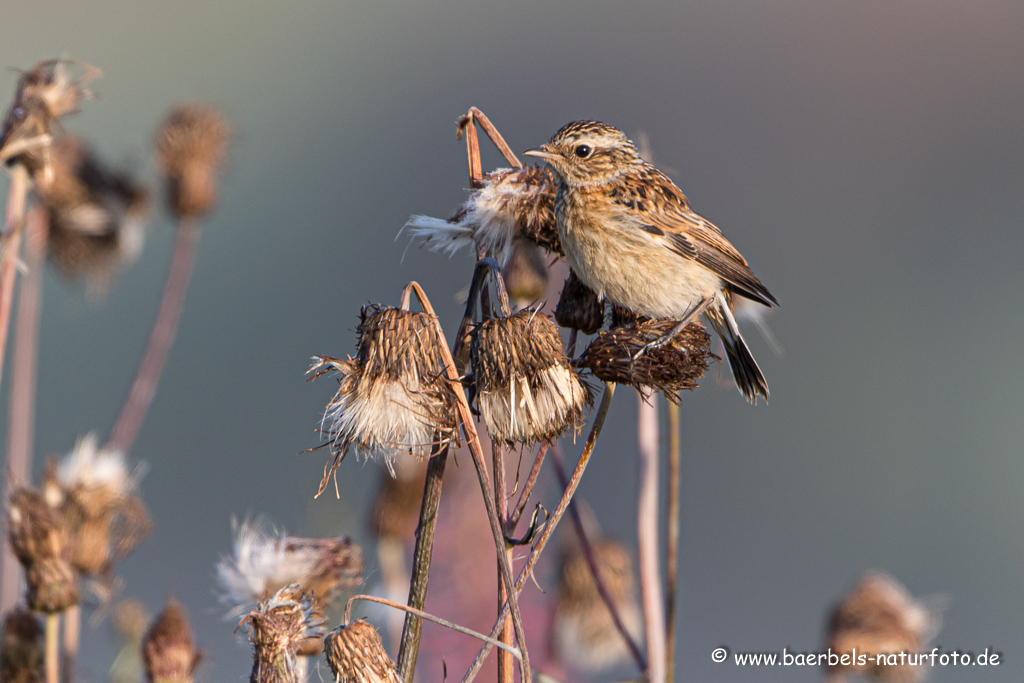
[523,146,558,161]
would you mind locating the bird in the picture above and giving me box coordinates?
[524,120,778,403]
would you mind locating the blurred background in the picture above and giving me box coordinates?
[1,0,1022,681]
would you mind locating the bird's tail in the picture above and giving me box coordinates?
[706,298,770,404]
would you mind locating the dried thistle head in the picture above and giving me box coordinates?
[0,60,100,176]
[470,309,591,445]
[1,609,44,683]
[309,305,458,490]
[502,240,549,304]
[368,457,426,542]
[323,619,400,683]
[555,270,604,335]
[405,165,561,265]
[217,518,363,618]
[553,538,641,672]
[6,488,78,613]
[240,584,325,683]
[826,572,941,682]
[154,105,229,219]
[578,319,713,402]
[39,136,148,293]
[142,599,202,683]
[55,434,151,575]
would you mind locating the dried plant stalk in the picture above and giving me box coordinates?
[637,395,666,683]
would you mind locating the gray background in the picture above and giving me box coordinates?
[1,1,1022,681]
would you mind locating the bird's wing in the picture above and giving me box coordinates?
[628,168,778,307]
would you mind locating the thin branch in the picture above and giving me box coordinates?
[666,400,681,683]
[45,614,59,683]
[458,108,523,169]
[462,383,616,683]
[506,443,548,533]
[550,445,647,673]
[494,441,513,683]
[63,604,81,683]
[637,394,666,683]
[108,219,200,454]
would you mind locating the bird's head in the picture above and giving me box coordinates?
[524,120,641,187]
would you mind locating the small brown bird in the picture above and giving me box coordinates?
[525,120,778,402]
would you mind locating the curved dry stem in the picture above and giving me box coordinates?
[507,443,549,533]
[666,400,680,683]
[462,382,616,683]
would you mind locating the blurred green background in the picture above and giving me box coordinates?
[2,1,1022,681]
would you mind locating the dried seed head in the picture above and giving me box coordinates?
[368,458,426,541]
[555,270,604,335]
[553,538,641,672]
[502,240,549,304]
[39,136,148,293]
[1,609,44,683]
[142,599,202,683]
[0,60,99,176]
[6,488,78,613]
[470,309,591,445]
[310,306,458,489]
[154,105,229,219]
[578,319,713,402]
[217,518,363,618]
[56,434,151,575]
[323,619,400,683]
[405,165,561,265]
[240,584,325,683]
[825,572,941,682]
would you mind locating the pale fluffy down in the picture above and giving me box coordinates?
[477,363,588,445]
[56,433,136,494]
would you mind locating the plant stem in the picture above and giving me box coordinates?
[666,400,680,683]
[506,443,548,533]
[395,441,449,682]
[462,383,616,683]
[63,604,80,683]
[108,219,200,454]
[637,394,666,683]
[45,613,59,683]
[0,163,30,617]
[550,445,647,673]
[494,442,513,683]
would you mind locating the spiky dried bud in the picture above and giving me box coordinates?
[553,538,642,672]
[38,136,148,292]
[217,518,363,618]
[470,309,590,445]
[323,619,400,683]
[578,319,713,402]
[6,488,78,613]
[502,240,549,304]
[1,609,44,683]
[310,306,459,489]
[142,599,202,683]
[154,105,229,219]
[610,304,642,330]
[555,270,604,335]
[55,434,151,575]
[405,165,561,264]
[825,572,941,682]
[368,457,426,541]
[0,60,99,175]
[240,585,325,683]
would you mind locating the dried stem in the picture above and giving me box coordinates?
[462,383,616,683]
[395,441,449,682]
[457,108,522,170]
[404,281,532,683]
[637,394,666,683]
[0,163,30,616]
[506,443,548,533]
[346,595,523,662]
[550,445,647,673]
[494,442,513,683]
[62,604,80,683]
[108,219,200,454]
[665,401,680,683]
[45,614,59,683]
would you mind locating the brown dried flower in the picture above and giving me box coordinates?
[825,572,941,682]
[553,538,642,672]
[309,305,458,491]
[154,105,229,219]
[5,488,78,613]
[405,165,561,264]
[240,584,325,683]
[1,609,44,683]
[470,309,590,445]
[578,318,713,402]
[323,619,400,683]
[39,136,149,292]
[555,270,604,335]
[142,599,202,683]
[0,60,100,176]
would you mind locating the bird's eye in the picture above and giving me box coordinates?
[574,144,592,158]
